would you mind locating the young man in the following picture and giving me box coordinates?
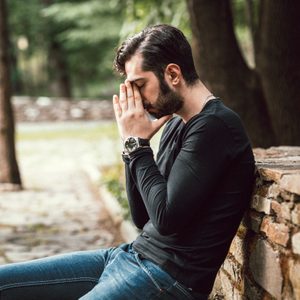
[0,25,255,300]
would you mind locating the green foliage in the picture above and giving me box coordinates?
[101,163,131,220]
[119,0,191,40]
[42,0,123,44]
[7,0,254,97]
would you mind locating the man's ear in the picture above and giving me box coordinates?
[164,64,182,86]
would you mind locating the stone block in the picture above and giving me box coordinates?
[291,204,300,226]
[271,200,292,222]
[257,167,284,183]
[280,173,300,196]
[222,258,243,286]
[280,190,299,202]
[244,276,263,300]
[251,195,271,214]
[260,217,290,247]
[256,185,270,197]
[292,232,300,255]
[249,239,283,299]
[289,260,300,300]
[248,211,263,233]
[268,183,281,199]
[218,270,243,300]
[229,235,245,265]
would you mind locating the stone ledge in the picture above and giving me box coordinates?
[254,147,300,196]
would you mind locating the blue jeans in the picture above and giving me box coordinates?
[0,244,208,300]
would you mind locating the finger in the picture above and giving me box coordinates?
[125,80,135,110]
[132,83,144,111]
[113,94,122,118]
[119,83,128,111]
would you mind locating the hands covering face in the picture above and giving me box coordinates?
[113,80,172,141]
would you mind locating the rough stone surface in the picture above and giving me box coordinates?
[257,167,284,183]
[292,232,300,255]
[249,239,283,299]
[292,204,300,225]
[251,195,271,214]
[222,257,242,285]
[219,270,243,300]
[260,217,290,246]
[248,211,263,233]
[271,201,292,222]
[268,183,281,199]
[229,235,245,265]
[280,174,300,195]
[244,276,264,300]
[289,260,300,300]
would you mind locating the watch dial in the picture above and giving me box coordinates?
[126,137,138,152]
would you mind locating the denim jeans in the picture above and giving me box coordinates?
[0,243,208,300]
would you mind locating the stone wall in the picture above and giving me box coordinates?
[12,96,114,122]
[211,147,300,300]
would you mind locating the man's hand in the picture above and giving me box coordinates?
[113,80,172,140]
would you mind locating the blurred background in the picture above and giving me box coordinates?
[0,0,299,264]
[6,0,192,99]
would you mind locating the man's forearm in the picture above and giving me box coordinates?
[124,162,149,229]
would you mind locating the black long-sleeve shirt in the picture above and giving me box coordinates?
[124,98,255,295]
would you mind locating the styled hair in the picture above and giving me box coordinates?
[113,24,199,85]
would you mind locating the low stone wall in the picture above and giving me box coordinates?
[12,96,114,122]
[211,146,300,300]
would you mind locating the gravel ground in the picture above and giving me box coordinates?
[0,121,124,265]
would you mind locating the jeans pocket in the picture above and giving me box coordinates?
[135,253,163,292]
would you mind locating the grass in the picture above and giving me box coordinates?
[16,122,119,142]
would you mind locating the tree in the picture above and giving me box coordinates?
[0,0,22,185]
[187,0,300,147]
[43,0,72,98]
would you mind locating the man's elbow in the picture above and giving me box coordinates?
[132,217,147,230]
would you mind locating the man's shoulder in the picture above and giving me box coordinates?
[189,99,244,132]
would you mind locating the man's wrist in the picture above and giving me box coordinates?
[123,136,150,154]
[122,146,151,159]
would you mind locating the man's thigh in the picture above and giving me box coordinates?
[0,248,114,300]
[80,247,196,300]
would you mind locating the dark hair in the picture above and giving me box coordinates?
[113,24,199,85]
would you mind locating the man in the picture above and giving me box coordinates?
[0,24,254,300]
[112,24,255,299]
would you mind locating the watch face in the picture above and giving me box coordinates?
[125,137,138,153]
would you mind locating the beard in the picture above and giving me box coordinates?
[144,78,184,119]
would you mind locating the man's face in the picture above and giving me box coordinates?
[125,53,184,119]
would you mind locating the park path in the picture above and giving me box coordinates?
[0,121,123,265]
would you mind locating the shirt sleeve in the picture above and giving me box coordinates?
[124,157,150,229]
[128,116,234,235]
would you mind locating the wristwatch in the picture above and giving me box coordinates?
[123,136,150,155]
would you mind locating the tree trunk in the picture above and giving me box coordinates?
[0,0,22,185]
[42,0,72,98]
[186,0,276,147]
[48,39,72,98]
[256,0,300,145]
